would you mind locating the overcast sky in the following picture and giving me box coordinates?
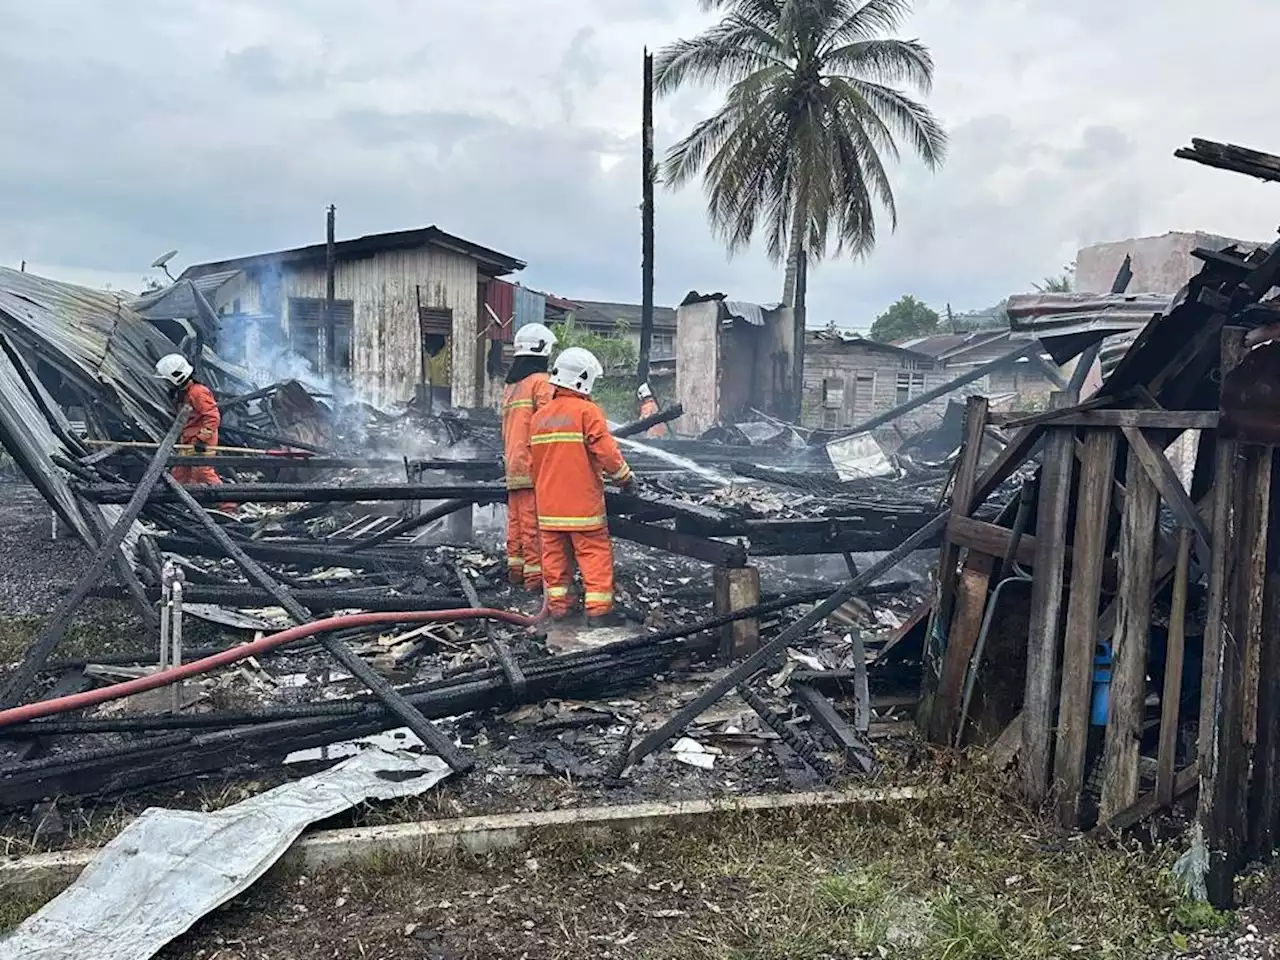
[3,0,1280,328]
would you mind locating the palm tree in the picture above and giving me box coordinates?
[655,0,947,415]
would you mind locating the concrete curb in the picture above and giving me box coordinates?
[1,785,926,898]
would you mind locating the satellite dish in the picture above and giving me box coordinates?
[150,249,180,281]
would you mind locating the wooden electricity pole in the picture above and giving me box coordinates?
[637,48,655,386]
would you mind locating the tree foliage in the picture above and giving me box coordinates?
[654,0,947,288]
[869,294,939,342]
[1034,260,1076,293]
[549,316,638,373]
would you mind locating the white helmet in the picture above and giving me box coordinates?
[513,322,557,358]
[154,353,194,389]
[637,382,653,400]
[549,347,603,396]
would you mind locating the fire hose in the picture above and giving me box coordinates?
[0,604,545,728]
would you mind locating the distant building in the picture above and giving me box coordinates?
[179,225,524,407]
[802,329,1061,435]
[897,330,1059,400]
[543,298,679,374]
[1076,231,1263,296]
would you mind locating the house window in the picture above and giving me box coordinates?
[288,296,355,377]
[853,374,875,416]
[821,377,845,429]
[651,332,675,359]
[896,372,926,405]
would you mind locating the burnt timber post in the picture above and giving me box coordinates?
[637,48,655,386]
[324,203,337,389]
[715,566,761,660]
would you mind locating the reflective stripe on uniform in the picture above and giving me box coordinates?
[507,556,524,567]
[546,585,570,597]
[538,514,605,528]
[524,563,541,574]
[530,432,585,445]
[584,591,613,603]
[504,398,533,410]
[608,464,632,481]
[506,474,533,490]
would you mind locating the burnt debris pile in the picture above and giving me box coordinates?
[0,267,955,819]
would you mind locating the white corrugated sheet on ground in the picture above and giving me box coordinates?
[0,747,451,960]
[825,432,895,483]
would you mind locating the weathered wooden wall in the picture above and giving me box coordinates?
[211,247,482,408]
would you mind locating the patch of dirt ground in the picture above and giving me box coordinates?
[40,772,1259,960]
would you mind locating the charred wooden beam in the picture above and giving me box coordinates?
[609,517,747,567]
[90,583,465,611]
[77,481,509,505]
[614,403,684,438]
[151,535,430,571]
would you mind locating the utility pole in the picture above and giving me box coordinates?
[637,48,655,387]
[325,204,336,389]
[791,250,807,420]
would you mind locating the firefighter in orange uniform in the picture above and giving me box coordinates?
[154,353,233,513]
[500,323,558,589]
[636,382,667,438]
[530,347,636,627]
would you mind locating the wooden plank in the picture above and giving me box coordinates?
[922,397,990,737]
[1054,428,1118,828]
[1237,449,1271,749]
[929,553,995,745]
[994,409,1220,430]
[1121,426,1213,569]
[714,566,762,660]
[1199,327,1247,909]
[1093,763,1200,835]
[1247,448,1280,859]
[1099,445,1159,822]
[934,396,990,632]
[1021,393,1077,805]
[947,516,1038,567]
[1157,530,1192,808]
[971,425,1045,507]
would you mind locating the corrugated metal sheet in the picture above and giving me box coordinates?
[1006,290,1171,371]
[1006,291,1169,337]
[0,266,178,438]
[512,285,546,332]
[484,278,515,342]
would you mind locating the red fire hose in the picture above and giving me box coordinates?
[0,604,545,728]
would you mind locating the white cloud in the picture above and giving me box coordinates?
[2,0,1280,329]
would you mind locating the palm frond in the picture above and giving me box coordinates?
[824,0,914,45]
[822,38,935,92]
[653,16,783,95]
[836,76,947,168]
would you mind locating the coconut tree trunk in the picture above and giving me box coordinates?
[782,205,807,421]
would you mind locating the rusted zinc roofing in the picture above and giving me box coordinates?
[1005,291,1170,367]
[0,265,178,440]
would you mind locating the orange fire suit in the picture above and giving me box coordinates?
[501,371,554,588]
[171,382,223,487]
[638,395,667,438]
[530,388,632,617]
